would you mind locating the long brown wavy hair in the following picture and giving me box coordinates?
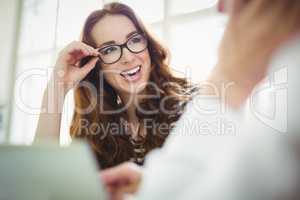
[70,2,197,169]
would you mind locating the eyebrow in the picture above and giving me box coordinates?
[98,31,139,48]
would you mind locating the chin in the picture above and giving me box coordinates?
[121,79,148,94]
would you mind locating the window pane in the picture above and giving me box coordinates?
[17,52,54,72]
[10,108,40,144]
[18,0,57,55]
[10,64,49,144]
[60,90,74,146]
[11,52,53,144]
[169,15,226,82]
[119,0,164,23]
[170,0,217,15]
[56,0,102,47]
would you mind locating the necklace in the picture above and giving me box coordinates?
[128,122,146,165]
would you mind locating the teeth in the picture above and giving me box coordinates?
[121,66,141,76]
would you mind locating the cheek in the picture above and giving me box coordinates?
[139,49,151,65]
[102,70,122,88]
[99,66,122,89]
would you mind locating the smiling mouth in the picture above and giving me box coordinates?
[120,65,142,81]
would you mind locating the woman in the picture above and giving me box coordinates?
[36,3,197,169]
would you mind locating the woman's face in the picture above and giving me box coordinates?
[91,14,151,96]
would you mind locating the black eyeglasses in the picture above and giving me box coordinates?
[97,33,148,64]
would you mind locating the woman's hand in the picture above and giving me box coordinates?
[212,0,300,107]
[52,41,100,93]
[100,162,142,200]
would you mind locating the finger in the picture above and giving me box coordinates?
[82,45,94,56]
[69,47,98,66]
[101,165,128,184]
[65,53,86,66]
[81,42,100,56]
[70,49,89,60]
[66,42,96,57]
[79,57,99,77]
[87,46,100,56]
[72,44,94,57]
[65,47,90,65]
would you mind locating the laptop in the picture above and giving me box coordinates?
[0,141,107,200]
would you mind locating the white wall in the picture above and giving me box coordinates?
[0,0,21,143]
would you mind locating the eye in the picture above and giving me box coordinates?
[130,35,143,43]
[99,46,118,55]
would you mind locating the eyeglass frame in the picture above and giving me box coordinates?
[97,32,148,65]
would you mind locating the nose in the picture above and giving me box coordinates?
[120,46,135,64]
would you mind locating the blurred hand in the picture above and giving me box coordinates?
[100,162,142,200]
[212,0,300,107]
[53,41,100,93]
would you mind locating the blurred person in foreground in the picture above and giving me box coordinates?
[101,0,300,199]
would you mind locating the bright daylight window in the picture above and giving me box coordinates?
[10,0,226,144]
